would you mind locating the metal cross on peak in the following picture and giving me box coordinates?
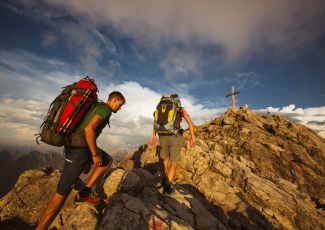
[225,81,240,109]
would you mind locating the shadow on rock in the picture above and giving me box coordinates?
[0,218,35,230]
[176,184,280,230]
[131,144,149,168]
[99,168,231,229]
[130,144,161,175]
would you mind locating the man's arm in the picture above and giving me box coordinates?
[84,114,104,166]
[151,129,157,146]
[182,111,195,147]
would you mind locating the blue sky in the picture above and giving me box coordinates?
[0,1,324,152]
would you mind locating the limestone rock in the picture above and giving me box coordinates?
[0,169,60,226]
[125,108,325,230]
[1,166,226,229]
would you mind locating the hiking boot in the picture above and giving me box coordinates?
[73,178,86,192]
[161,175,167,187]
[75,193,102,205]
[163,184,175,197]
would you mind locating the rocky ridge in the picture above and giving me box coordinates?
[0,107,324,229]
[121,107,325,229]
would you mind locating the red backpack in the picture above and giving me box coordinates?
[36,77,98,146]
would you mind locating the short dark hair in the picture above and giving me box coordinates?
[108,91,125,104]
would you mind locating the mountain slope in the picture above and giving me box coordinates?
[0,107,324,229]
[122,107,325,229]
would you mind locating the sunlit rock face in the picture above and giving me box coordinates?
[123,107,325,230]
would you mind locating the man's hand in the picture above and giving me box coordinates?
[190,137,195,148]
[92,155,103,167]
[151,135,157,146]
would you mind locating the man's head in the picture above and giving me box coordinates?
[107,91,125,113]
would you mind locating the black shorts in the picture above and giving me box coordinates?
[56,147,113,197]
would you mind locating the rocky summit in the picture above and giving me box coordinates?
[0,107,324,230]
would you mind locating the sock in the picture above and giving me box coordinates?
[79,186,91,198]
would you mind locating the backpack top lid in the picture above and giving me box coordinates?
[160,94,181,108]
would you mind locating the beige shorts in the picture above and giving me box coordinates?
[159,134,183,162]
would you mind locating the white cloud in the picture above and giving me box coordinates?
[1,79,324,152]
[1,49,323,150]
[257,104,325,138]
[279,104,304,115]
[0,75,227,150]
[0,97,48,146]
[180,96,226,124]
[98,81,226,148]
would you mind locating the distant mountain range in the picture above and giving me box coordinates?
[0,150,64,198]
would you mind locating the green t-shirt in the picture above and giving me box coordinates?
[76,104,112,137]
[68,104,112,147]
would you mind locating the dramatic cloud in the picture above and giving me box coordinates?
[256,104,325,137]
[59,22,106,75]
[2,0,325,151]
[159,48,201,81]
[0,49,80,102]
[12,0,325,80]
[47,0,324,57]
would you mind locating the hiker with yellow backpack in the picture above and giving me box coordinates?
[151,94,195,196]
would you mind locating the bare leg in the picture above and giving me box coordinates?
[36,192,66,230]
[163,158,170,176]
[167,162,177,184]
[85,163,111,188]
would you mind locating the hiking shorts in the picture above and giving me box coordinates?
[56,147,113,197]
[159,134,183,163]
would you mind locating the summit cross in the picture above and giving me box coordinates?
[225,82,240,109]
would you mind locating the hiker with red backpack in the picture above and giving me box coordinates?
[151,94,195,196]
[36,78,125,230]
